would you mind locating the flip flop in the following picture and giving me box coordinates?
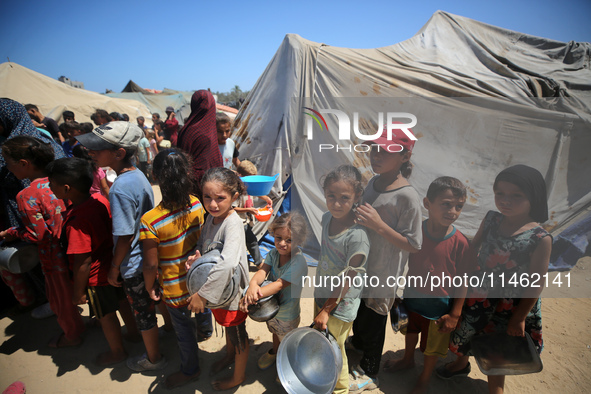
[2,381,25,394]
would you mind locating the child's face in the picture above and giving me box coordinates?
[70,128,83,138]
[88,148,118,168]
[48,178,68,200]
[201,181,238,221]
[369,148,410,175]
[273,227,293,257]
[424,189,465,229]
[324,180,359,220]
[217,122,231,145]
[494,181,531,219]
[4,157,28,180]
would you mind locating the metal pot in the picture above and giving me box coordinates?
[0,240,40,274]
[243,280,280,322]
[277,325,343,394]
[186,243,240,309]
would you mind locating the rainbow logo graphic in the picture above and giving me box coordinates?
[303,107,329,132]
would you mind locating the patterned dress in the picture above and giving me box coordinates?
[450,211,551,356]
[7,177,68,274]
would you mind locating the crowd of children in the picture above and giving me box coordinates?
[0,108,553,394]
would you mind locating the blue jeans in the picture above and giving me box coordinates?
[197,308,213,338]
[166,305,212,375]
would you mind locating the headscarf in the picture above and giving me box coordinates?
[0,98,66,228]
[494,164,549,223]
[176,90,223,198]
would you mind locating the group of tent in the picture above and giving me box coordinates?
[1,11,589,270]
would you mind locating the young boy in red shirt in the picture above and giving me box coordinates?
[47,157,127,366]
[384,176,472,394]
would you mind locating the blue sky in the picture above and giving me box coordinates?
[1,0,590,94]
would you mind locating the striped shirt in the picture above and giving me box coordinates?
[140,196,205,307]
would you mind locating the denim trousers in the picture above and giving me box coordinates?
[166,305,212,375]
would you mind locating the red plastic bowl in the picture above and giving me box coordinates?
[254,207,273,222]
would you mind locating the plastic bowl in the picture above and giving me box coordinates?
[241,174,279,196]
[254,207,273,222]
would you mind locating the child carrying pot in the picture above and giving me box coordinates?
[240,212,309,372]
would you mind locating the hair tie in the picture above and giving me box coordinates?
[168,151,177,156]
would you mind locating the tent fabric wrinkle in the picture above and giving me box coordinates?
[233,11,590,270]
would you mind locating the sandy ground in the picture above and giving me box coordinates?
[2,185,589,393]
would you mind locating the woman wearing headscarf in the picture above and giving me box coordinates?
[174,90,221,342]
[176,90,223,199]
[0,98,66,312]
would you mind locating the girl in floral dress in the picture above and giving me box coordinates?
[439,164,552,394]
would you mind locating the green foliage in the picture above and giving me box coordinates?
[212,85,250,106]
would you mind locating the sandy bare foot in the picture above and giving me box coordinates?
[210,355,235,376]
[383,358,415,372]
[48,333,82,348]
[165,370,201,389]
[211,375,245,391]
[95,350,127,366]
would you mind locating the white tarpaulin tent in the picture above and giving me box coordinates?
[233,11,591,249]
[0,62,152,124]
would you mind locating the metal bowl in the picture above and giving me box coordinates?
[390,301,409,333]
[186,247,240,309]
[277,326,343,394]
[243,280,280,322]
[0,240,40,274]
[471,332,543,375]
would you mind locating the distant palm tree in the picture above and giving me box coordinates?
[231,85,242,101]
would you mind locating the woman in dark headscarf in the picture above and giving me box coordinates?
[0,98,66,311]
[176,90,223,198]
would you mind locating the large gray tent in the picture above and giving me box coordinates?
[233,11,591,259]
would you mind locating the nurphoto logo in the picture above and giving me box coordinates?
[303,107,417,152]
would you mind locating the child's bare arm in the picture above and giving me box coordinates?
[0,229,17,242]
[108,234,134,287]
[259,195,273,206]
[507,235,552,336]
[437,289,466,333]
[314,254,365,330]
[259,278,290,299]
[234,207,257,215]
[355,203,419,253]
[71,253,92,305]
[243,265,270,305]
[99,177,110,196]
[142,239,160,301]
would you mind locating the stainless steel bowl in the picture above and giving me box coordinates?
[277,326,343,394]
[0,241,40,274]
[186,247,240,309]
